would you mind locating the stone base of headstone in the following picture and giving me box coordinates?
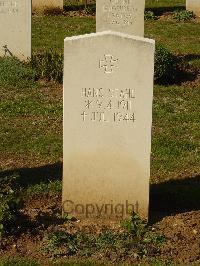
[62,31,155,221]
[32,0,63,12]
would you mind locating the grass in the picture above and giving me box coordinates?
[0,2,199,186]
[151,85,200,182]
[25,179,62,196]
[0,261,100,266]
[0,85,199,183]
[32,16,95,53]
[0,259,171,266]
[1,7,199,188]
[32,13,200,65]
[0,2,200,264]
[145,20,200,55]
[63,0,185,10]
[0,260,40,266]
[146,0,185,9]
[0,86,62,170]
[0,83,199,197]
[0,57,37,89]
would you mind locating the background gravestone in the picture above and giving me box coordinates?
[0,0,31,60]
[186,0,200,17]
[32,0,63,10]
[96,0,145,37]
[63,31,155,220]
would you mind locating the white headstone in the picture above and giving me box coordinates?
[96,0,145,37]
[0,0,31,60]
[32,0,63,10]
[186,0,200,17]
[62,31,155,220]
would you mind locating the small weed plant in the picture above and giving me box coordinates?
[121,212,147,238]
[0,174,23,238]
[121,212,166,245]
[31,50,63,83]
[42,212,165,260]
[173,10,195,21]
[84,5,95,15]
[154,44,178,83]
[145,11,156,20]
[42,230,78,256]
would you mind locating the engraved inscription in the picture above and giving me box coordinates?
[0,1,18,14]
[99,55,118,74]
[81,88,136,124]
[102,0,137,26]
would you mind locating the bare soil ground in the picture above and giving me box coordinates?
[0,177,200,265]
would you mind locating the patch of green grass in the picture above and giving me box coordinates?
[145,0,185,9]
[0,258,172,266]
[25,180,61,196]
[54,262,106,266]
[0,259,40,266]
[63,0,185,10]
[188,58,200,68]
[145,20,200,55]
[32,14,200,59]
[32,50,63,83]
[0,118,62,158]
[152,85,200,181]
[0,87,62,163]
[0,57,37,89]
[63,0,95,9]
[0,98,62,117]
[32,16,95,53]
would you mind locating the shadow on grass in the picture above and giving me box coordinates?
[171,54,200,85]
[0,162,63,236]
[63,3,95,12]
[155,53,200,86]
[1,163,200,224]
[63,3,185,16]
[155,69,197,86]
[181,54,200,70]
[149,174,200,223]
[0,161,62,188]
[183,54,200,62]
[146,5,185,16]
[176,69,198,84]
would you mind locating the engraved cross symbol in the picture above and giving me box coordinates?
[99,55,118,74]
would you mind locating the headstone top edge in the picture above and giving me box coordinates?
[64,31,155,45]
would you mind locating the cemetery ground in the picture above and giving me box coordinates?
[0,1,200,265]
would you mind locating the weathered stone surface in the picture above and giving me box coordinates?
[32,0,63,10]
[96,0,145,36]
[186,0,200,17]
[62,31,155,220]
[0,0,31,60]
